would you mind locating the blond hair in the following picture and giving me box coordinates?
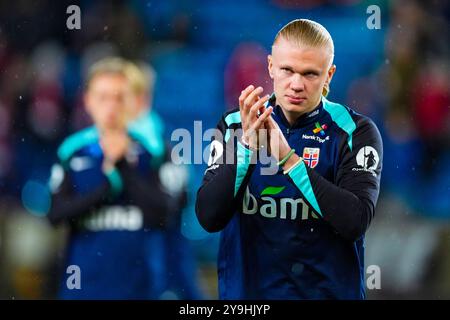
[274,19,334,96]
[86,57,152,95]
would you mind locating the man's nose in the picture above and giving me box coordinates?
[290,74,305,92]
[106,98,122,112]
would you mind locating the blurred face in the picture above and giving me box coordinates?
[132,91,151,120]
[84,73,135,131]
[268,36,336,123]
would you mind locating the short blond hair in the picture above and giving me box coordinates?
[274,19,334,96]
[274,19,334,56]
[125,61,155,96]
[86,57,151,95]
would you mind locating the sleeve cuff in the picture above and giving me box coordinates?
[237,141,254,164]
[104,167,124,198]
[234,141,254,196]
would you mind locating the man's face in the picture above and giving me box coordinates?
[84,73,135,131]
[268,37,336,117]
[132,91,151,120]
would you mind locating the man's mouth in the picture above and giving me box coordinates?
[286,95,306,104]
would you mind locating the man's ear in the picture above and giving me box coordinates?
[267,55,274,79]
[327,64,336,83]
[83,92,92,117]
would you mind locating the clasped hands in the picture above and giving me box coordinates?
[239,85,301,171]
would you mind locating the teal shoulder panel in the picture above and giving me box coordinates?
[321,96,356,151]
[148,110,165,136]
[224,110,241,143]
[128,111,166,166]
[57,126,99,164]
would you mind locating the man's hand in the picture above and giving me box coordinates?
[100,130,130,172]
[265,115,301,170]
[239,85,273,150]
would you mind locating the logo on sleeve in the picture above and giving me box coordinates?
[49,164,65,193]
[205,140,223,172]
[353,146,379,176]
[70,156,94,172]
[302,147,320,168]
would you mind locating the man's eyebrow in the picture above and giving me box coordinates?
[301,69,321,75]
[279,64,321,75]
[279,64,294,70]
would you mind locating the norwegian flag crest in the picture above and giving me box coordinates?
[302,147,320,168]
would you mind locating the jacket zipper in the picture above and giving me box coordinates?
[286,128,291,137]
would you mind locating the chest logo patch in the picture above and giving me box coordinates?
[313,122,327,136]
[302,147,320,168]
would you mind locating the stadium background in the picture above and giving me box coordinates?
[0,0,448,299]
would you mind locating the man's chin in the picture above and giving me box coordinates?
[282,101,310,113]
[101,122,126,132]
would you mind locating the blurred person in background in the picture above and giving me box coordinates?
[127,61,203,299]
[46,57,175,299]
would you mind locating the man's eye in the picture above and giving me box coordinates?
[304,72,318,77]
[281,68,292,74]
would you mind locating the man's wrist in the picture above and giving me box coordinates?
[102,157,116,173]
[241,135,260,151]
[282,154,302,171]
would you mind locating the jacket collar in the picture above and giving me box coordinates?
[268,94,324,129]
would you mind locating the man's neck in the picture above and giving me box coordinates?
[278,98,322,126]
[99,125,127,135]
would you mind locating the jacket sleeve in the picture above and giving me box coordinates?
[47,163,111,225]
[195,114,256,233]
[286,118,383,242]
[156,154,190,229]
[115,157,173,228]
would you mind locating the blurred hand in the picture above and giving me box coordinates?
[239,85,273,150]
[100,130,130,171]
